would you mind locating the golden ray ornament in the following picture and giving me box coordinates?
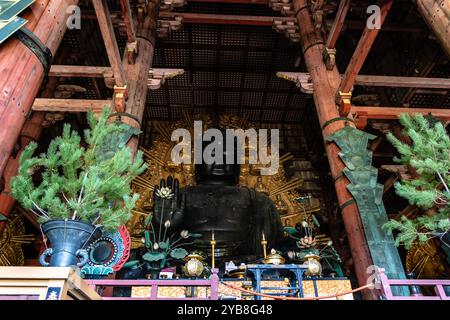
[0,211,35,266]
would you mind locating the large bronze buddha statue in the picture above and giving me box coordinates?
[152,138,283,262]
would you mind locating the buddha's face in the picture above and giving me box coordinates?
[195,155,240,185]
[195,130,240,185]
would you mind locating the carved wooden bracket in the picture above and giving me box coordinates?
[273,18,301,43]
[269,0,294,16]
[157,15,184,38]
[160,0,187,11]
[323,47,336,71]
[276,72,313,94]
[114,85,128,113]
[148,68,185,90]
[336,91,352,116]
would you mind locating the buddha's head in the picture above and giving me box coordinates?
[195,129,240,185]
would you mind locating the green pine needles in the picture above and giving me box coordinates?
[11,108,147,231]
[384,113,450,249]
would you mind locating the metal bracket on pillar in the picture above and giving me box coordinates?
[126,40,139,64]
[157,15,184,38]
[337,91,352,117]
[323,47,336,71]
[148,68,185,90]
[114,85,128,113]
[273,18,301,43]
[160,0,187,11]
[269,0,294,16]
[276,72,313,94]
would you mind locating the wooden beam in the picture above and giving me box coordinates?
[383,174,399,195]
[351,106,450,121]
[92,0,126,86]
[119,0,136,43]
[339,0,394,99]
[393,204,418,220]
[188,0,269,3]
[354,75,450,89]
[279,72,450,89]
[31,98,112,113]
[159,12,276,25]
[326,0,350,49]
[49,65,114,78]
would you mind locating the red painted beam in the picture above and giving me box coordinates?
[351,106,450,129]
[339,0,394,97]
[351,106,450,120]
[326,0,351,49]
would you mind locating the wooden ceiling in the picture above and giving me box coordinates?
[51,0,449,157]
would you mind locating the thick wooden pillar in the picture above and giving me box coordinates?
[0,0,79,179]
[416,0,450,58]
[121,0,160,155]
[0,112,45,234]
[292,0,376,299]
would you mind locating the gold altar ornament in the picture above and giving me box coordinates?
[263,248,285,265]
[183,254,205,278]
[303,254,322,277]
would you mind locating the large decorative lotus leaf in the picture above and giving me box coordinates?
[283,227,297,235]
[123,260,140,269]
[169,248,188,259]
[143,252,166,262]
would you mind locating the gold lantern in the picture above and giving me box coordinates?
[183,254,205,278]
[303,254,322,277]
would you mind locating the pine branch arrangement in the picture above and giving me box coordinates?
[11,107,147,231]
[384,113,450,249]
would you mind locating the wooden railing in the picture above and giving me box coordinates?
[377,268,450,300]
[85,268,219,300]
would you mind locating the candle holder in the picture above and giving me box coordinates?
[210,231,216,269]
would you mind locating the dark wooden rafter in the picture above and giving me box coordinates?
[158,11,425,33]
[326,0,350,49]
[119,0,137,43]
[338,0,394,116]
[92,0,126,87]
